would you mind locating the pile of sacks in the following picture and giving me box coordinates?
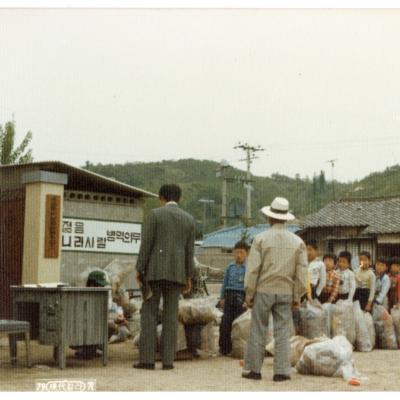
[299,300,329,339]
[266,335,325,367]
[132,322,189,352]
[230,306,365,384]
[230,309,295,359]
[298,299,400,352]
[372,305,397,350]
[265,332,365,383]
[296,335,364,383]
[353,302,375,352]
[392,308,400,348]
[132,295,222,356]
[178,296,221,325]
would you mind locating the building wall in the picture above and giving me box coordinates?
[377,234,400,244]
[196,247,232,272]
[300,226,378,264]
[0,188,25,318]
[61,194,144,288]
[0,168,22,190]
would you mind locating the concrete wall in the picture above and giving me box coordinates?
[22,182,64,284]
[61,196,144,289]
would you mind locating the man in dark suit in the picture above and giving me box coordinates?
[133,184,196,370]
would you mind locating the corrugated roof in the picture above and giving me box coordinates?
[0,161,157,198]
[302,197,400,234]
[201,223,300,248]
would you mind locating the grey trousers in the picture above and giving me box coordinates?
[244,292,292,376]
[139,280,181,365]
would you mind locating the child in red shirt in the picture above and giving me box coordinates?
[388,257,400,310]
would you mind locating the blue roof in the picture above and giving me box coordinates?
[201,223,300,248]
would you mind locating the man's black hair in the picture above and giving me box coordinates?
[391,256,400,266]
[359,251,371,260]
[159,184,182,203]
[323,253,337,264]
[234,240,250,252]
[376,256,390,267]
[338,251,352,265]
[305,239,318,250]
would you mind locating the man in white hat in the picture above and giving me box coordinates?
[242,197,308,382]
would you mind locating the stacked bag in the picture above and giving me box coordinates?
[231,309,274,359]
[298,300,328,339]
[308,301,400,350]
[297,299,397,352]
[372,305,397,350]
[353,301,374,352]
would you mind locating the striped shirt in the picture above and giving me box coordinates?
[321,269,340,302]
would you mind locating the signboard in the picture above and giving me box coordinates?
[44,195,61,258]
[61,218,142,254]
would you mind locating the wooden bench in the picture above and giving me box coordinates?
[0,320,32,367]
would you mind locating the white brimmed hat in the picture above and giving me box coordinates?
[260,197,295,221]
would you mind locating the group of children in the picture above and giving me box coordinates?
[217,238,400,356]
[305,240,400,312]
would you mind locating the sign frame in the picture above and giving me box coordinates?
[44,194,61,258]
[61,216,142,255]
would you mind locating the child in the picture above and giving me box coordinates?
[336,251,356,302]
[354,251,376,312]
[388,257,400,310]
[374,257,391,309]
[318,254,340,304]
[306,240,326,300]
[218,240,250,356]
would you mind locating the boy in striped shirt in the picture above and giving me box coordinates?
[318,253,340,303]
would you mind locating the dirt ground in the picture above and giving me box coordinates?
[1,338,400,392]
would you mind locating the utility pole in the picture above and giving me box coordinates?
[198,198,215,236]
[327,159,338,201]
[234,142,265,225]
[216,160,230,228]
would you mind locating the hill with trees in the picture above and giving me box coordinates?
[83,159,357,236]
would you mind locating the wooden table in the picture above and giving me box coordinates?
[11,286,110,369]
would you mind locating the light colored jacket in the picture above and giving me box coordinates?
[308,259,326,296]
[337,268,356,300]
[244,223,308,300]
[355,268,376,303]
[375,273,391,304]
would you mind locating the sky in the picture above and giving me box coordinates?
[1,8,400,182]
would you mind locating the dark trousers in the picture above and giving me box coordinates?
[139,280,181,365]
[184,324,204,355]
[219,290,245,355]
[310,285,318,300]
[300,285,318,303]
[292,309,300,335]
[337,293,349,301]
[318,291,331,304]
[354,288,371,310]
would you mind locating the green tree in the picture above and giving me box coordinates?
[319,170,326,194]
[312,173,318,211]
[0,120,33,165]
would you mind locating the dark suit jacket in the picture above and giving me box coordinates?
[136,203,196,285]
